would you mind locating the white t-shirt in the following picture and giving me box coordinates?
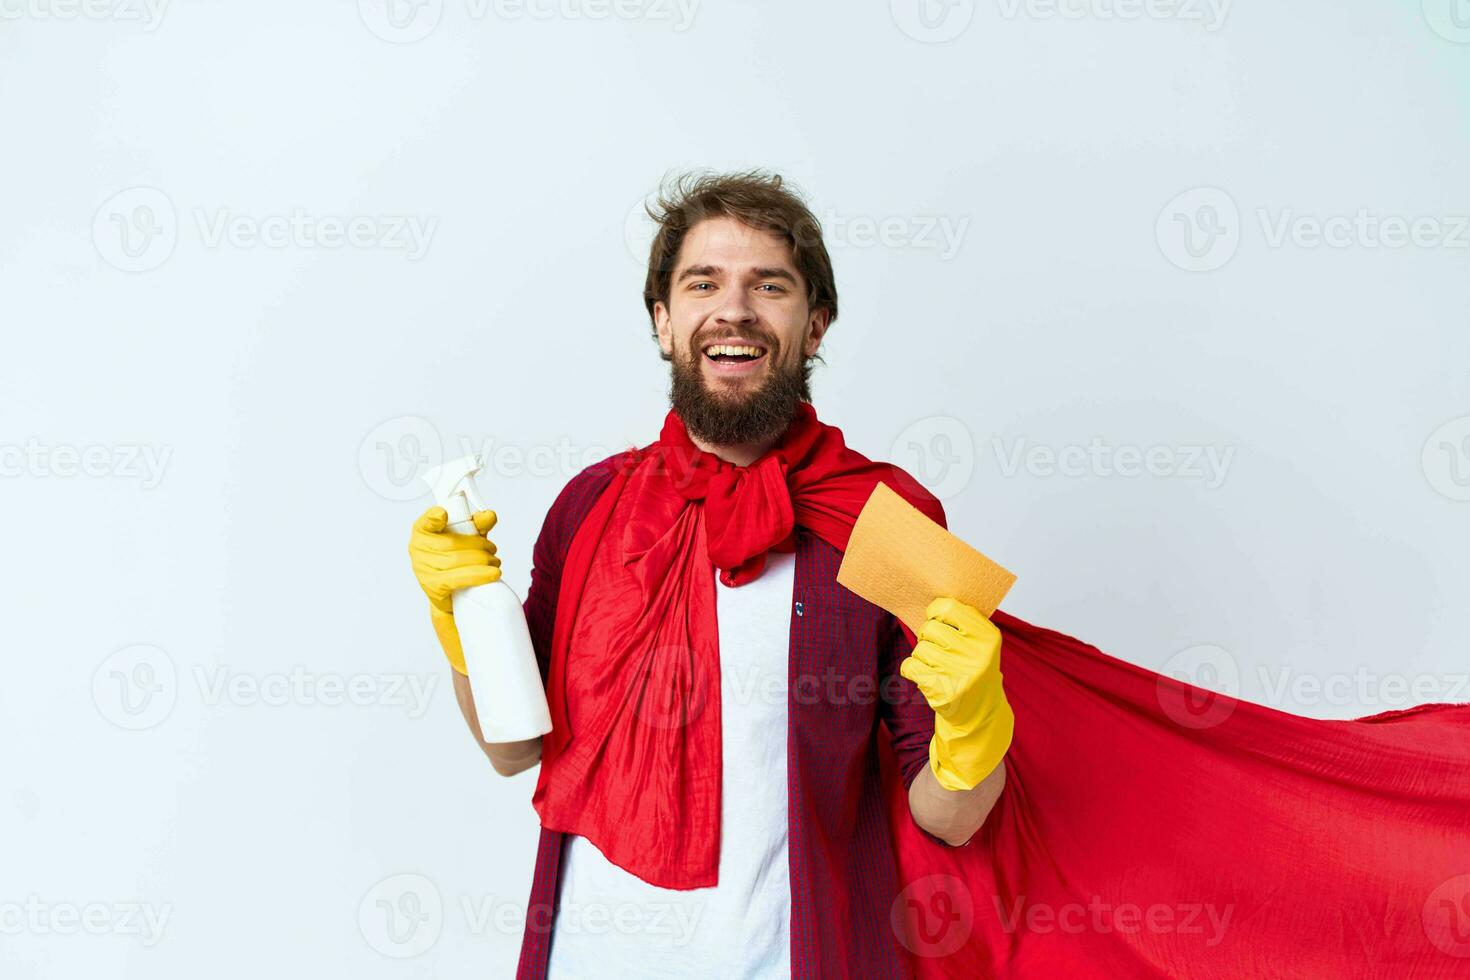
[546,551,795,980]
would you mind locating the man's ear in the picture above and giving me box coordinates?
[803,307,832,358]
[654,301,674,357]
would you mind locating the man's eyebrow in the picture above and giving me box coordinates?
[675,264,799,284]
[676,264,722,283]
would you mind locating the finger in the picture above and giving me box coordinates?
[903,639,948,672]
[471,509,498,535]
[917,618,965,653]
[414,549,501,573]
[925,596,992,639]
[413,506,448,533]
[414,530,498,555]
[899,655,955,707]
[899,654,941,691]
[437,566,502,592]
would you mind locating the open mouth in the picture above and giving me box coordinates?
[702,341,768,366]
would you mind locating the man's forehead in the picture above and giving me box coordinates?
[677,217,797,273]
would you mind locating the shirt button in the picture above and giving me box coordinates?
[794,601,804,617]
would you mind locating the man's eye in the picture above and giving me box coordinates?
[691,282,715,292]
[757,283,784,293]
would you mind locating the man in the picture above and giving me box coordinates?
[407,171,1014,978]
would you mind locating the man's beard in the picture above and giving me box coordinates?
[669,338,812,448]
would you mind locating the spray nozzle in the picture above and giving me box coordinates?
[421,454,487,532]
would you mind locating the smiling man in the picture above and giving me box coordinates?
[407,171,1012,978]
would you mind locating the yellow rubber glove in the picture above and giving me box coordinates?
[900,596,1015,792]
[408,506,502,675]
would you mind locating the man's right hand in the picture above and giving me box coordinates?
[409,506,501,674]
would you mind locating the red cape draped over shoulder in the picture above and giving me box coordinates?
[880,613,1470,977]
[533,404,1470,977]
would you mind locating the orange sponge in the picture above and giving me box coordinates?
[837,482,1016,633]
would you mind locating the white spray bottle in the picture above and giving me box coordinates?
[422,455,553,744]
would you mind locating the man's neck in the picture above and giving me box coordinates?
[688,432,780,467]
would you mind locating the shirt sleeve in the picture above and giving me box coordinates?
[522,457,621,685]
[877,611,957,847]
[878,611,934,790]
[522,515,563,688]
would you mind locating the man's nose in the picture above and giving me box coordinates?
[714,291,756,326]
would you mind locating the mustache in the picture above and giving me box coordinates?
[688,324,781,354]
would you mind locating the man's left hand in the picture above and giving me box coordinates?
[900,596,1015,792]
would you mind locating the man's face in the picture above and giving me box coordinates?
[653,216,830,447]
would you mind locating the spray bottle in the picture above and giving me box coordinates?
[422,455,553,744]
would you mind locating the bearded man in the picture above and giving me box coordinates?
[407,171,1012,978]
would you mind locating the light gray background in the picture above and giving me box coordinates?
[2,0,1467,976]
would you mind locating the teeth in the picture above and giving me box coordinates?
[705,344,764,357]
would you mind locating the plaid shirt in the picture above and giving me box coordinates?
[514,457,942,979]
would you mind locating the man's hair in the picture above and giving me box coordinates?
[641,169,838,360]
